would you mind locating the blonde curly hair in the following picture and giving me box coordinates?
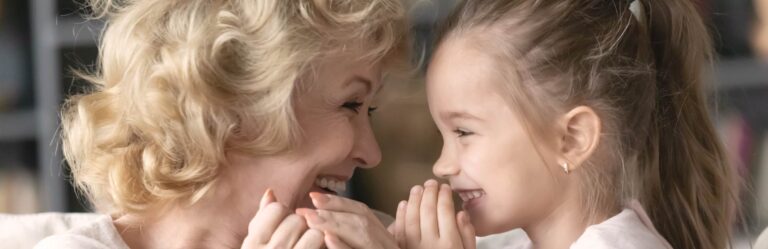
[62,0,410,214]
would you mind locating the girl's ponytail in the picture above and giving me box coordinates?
[636,1,738,248]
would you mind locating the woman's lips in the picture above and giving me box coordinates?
[314,175,349,194]
[309,184,336,195]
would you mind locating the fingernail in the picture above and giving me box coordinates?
[460,211,471,223]
[441,184,450,191]
[398,200,407,209]
[425,179,438,186]
[260,188,274,209]
[410,186,423,195]
[309,192,330,206]
[295,208,311,216]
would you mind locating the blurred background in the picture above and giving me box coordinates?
[0,0,767,244]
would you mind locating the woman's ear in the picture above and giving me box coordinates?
[556,106,601,172]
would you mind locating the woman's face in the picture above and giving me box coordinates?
[426,38,567,236]
[222,52,383,214]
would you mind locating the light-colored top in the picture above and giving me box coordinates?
[32,210,394,249]
[570,200,672,249]
[477,200,673,249]
[34,215,130,249]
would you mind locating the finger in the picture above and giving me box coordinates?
[245,202,290,244]
[437,183,459,239]
[405,185,423,247]
[293,228,324,249]
[325,232,353,249]
[457,211,477,249]
[395,200,407,249]
[304,209,375,249]
[267,214,308,248]
[420,180,440,239]
[260,188,276,210]
[310,192,372,217]
[243,188,280,244]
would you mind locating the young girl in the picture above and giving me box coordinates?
[391,0,739,248]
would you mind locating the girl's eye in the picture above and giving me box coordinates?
[342,101,363,113]
[367,106,378,116]
[453,128,474,137]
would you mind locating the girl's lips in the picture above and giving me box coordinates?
[454,189,486,211]
[462,194,484,210]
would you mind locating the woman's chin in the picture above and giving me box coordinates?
[295,196,315,209]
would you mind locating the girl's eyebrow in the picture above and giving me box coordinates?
[440,111,483,122]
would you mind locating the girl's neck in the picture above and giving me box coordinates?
[523,197,614,249]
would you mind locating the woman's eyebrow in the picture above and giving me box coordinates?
[345,75,374,94]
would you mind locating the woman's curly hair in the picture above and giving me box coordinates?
[62,0,410,214]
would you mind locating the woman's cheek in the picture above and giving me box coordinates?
[314,123,357,163]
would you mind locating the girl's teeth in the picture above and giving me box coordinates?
[459,190,485,201]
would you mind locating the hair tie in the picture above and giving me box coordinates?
[629,0,646,23]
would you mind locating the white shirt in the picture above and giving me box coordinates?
[477,200,673,249]
[32,209,394,249]
[34,215,130,249]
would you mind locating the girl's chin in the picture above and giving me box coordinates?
[471,214,525,237]
[473,222,510,237]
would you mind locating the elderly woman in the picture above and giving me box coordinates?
[36,0,410,248]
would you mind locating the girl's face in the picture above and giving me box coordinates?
[426,37,570,235]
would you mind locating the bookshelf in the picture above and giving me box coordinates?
[0,0,99,213]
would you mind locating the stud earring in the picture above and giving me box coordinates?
[562,162,570,174]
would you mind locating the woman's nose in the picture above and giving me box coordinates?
[351,119,382,168]
[432,144,459,178]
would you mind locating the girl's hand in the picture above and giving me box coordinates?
[296,193,399,249]
[241,189,325,249]
[393,179,476,249]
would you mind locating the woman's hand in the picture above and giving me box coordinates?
[392,179,476,249]
[296,193,399,249]
[241,189,325,249]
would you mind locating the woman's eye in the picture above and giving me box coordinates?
[453,128,474,137]
[367,106,378,116]
[342,101,363,113]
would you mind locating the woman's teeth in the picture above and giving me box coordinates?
[458,190,485,202]
[315,177,347,194]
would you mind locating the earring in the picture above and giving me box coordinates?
[562,162,570,174]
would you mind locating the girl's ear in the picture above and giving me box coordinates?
[556,106,601,172]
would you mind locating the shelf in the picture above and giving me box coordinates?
[715,58,768,91]
[0,110,36,142]
[56,16,103,47]
[410,0,458,26]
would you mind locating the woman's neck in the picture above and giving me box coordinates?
[522,197,613,249]
[113,184,256,249]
